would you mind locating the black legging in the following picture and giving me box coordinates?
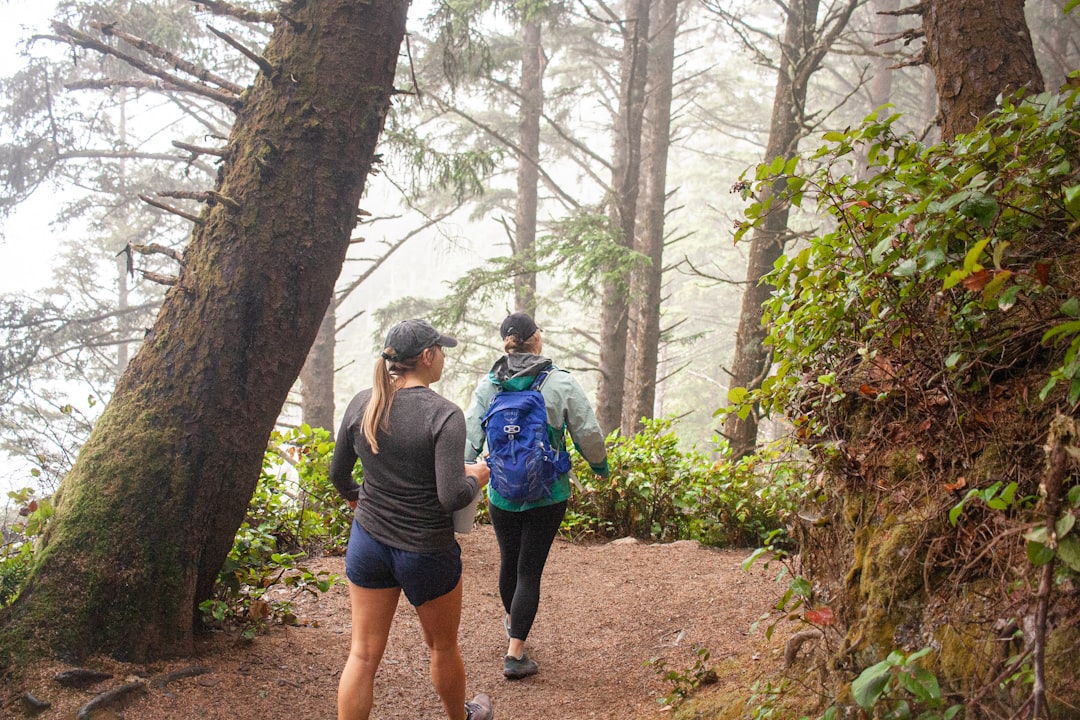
[488,500,568,642]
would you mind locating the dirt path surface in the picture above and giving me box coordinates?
[3,526,783,720]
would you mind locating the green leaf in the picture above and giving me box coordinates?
[958,193,999,228]
[1057,535,1080,572]
[1027,541,1055,566]
[963,237,991,272]
[1065,184,1080,219]
[1056,512,1076,539]
[790,576,812,598]
[852,660,893,711]
[1063,297,1080,318]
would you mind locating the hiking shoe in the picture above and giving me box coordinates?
[465,693,493,720]
[504,653,539,679]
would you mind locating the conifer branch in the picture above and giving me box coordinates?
[52,22,242,111]
[129,243,185,264]
[137,193,205,224]
[158,189,241,210]
[192,0,278,25]
[91,21,244,94]
[140,270,179,286]
[172,140,227,158]
[207,25,276,77]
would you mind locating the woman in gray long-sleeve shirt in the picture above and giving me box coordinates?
[329,319,493,720]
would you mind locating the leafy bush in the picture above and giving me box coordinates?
[200,425,353,636]
[564,417,803,546]
[0,487,53,609]
[726,85,1080,439]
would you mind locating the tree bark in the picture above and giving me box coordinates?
[513,18,543,317]
[596,0,651,435]
[924,0,1044,141]
[3,0,408,662]
[299,301,336,431]
[621,0,679,435]
[724,0,824,459]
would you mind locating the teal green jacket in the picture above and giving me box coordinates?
[464,353,609,511]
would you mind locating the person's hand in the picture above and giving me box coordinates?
[466,457,491,489]
[346,499,358,510]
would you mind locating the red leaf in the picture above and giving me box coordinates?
[1034,262,1050,286]
[918,419,932,433]
[944,477,967,493]
[962,269,992,292]
[806,606,835,626]
[859,384,877,396]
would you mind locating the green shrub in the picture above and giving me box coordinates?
[201,425,353,636]
[0,488,53,609]
[564,417,803,546]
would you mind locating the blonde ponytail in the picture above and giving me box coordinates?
[362,357,395,454]
[361,352,422,453]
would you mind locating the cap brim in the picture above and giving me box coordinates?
[436,334,458,348]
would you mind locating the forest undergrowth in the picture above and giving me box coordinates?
[710,82,1080,719]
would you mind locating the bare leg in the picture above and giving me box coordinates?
[415,579,467,720]
[338,583,400,720]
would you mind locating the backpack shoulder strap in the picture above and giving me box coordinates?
[529,369,553,392]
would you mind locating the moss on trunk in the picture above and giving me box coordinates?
[1,0,409,665]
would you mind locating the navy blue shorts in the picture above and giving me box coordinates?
[344,519,462,606]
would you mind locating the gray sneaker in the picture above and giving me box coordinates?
[465,693,493,720]
[504,653,539,679]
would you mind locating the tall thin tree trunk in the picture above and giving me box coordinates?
[724,0,821,459]
[2,0,409,663]
[300,301,336,430]
[622,0,679,435]
[116,89,131,375]
[925,0,1043,141]
[596,0,651,435]
[513,19,543,316]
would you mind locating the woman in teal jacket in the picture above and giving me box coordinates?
[465,312,608,679]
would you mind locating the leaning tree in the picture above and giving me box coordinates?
[1,0,409,662]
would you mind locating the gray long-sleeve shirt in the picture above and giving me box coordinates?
[329,386,478,553]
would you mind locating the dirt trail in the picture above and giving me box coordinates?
[3,526,784,720]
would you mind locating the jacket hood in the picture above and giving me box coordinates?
[489,353,553,389]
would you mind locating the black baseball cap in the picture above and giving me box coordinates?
[500,312,539,341]
[382,319,457,362]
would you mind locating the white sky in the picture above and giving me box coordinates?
[1,0,61,294]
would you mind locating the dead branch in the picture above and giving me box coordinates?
[158,189,240,210]
[1032,414,1077,719]
[172,139,227,158]
[67,77,184,92]
[875,28,925,48]
[75,681,146,720]
[91,21,243,94]
[784,629,824,668]
[191,0,277,24]
[879,2,926,18]
[140,270,179,287]
[129,242,185,264]
[51,22,241,110]
[137,193,204,224]
[207,25,275,77]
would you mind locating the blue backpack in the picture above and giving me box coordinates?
[482,370,572,503]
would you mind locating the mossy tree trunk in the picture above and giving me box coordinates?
[596,0,651,435]
[621,0,679,436]
[925,0,1044,141]
[2,0,408,662]
[300,303,337,431]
